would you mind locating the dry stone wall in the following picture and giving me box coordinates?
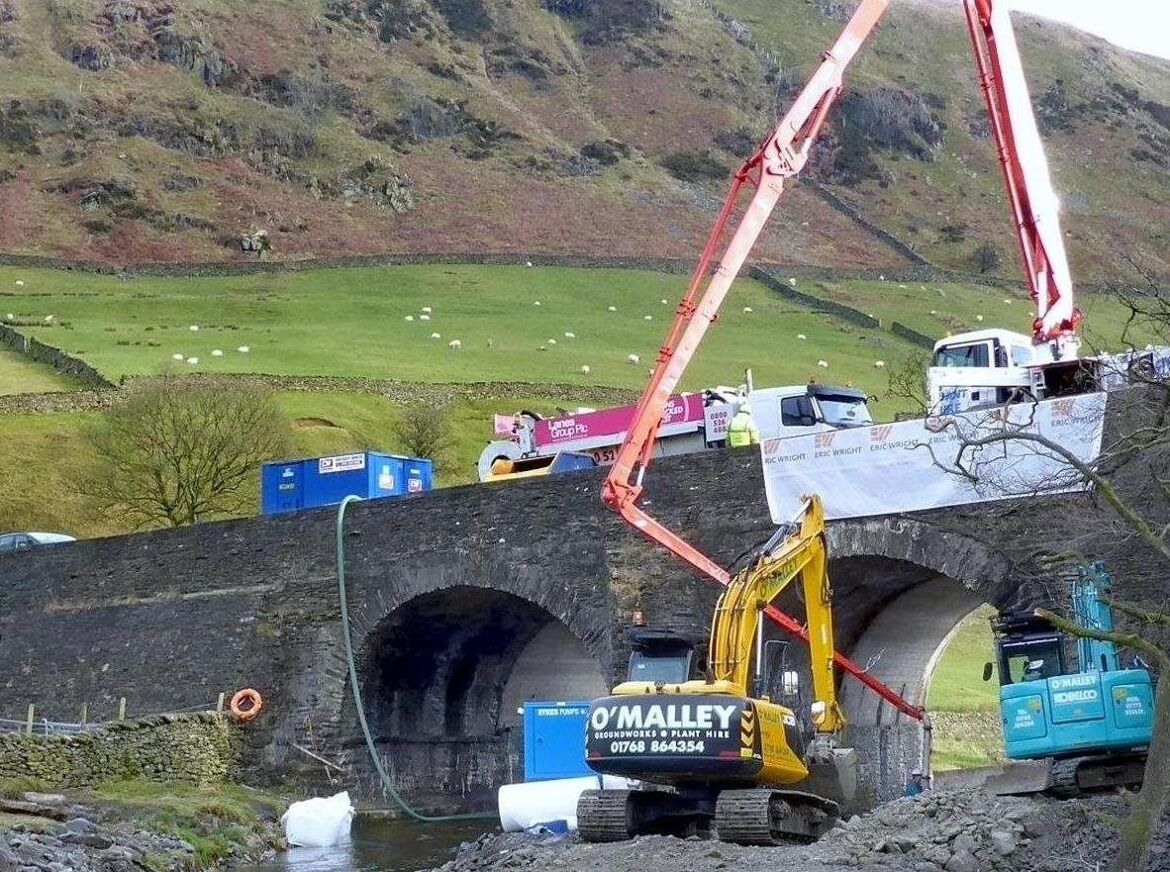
[0,714,239,787]
[0,324,115,389]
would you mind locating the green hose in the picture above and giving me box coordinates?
[336,495,497,822]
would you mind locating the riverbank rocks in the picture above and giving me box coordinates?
[3,814,197,872]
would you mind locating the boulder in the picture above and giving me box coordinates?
[944,849,978,872]
[990,830,1017,856]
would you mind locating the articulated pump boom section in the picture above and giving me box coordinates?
[580,496,857,844]
[595,0,921,722]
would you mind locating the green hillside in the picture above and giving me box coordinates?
[0,259,1151,539]
[0,0,1165,278]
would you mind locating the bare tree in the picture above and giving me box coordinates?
[86,375,292,528]
[927,398,1170,872]
[885,350,930,416]
[392,401,453,466]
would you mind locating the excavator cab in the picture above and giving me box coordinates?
[625,627,699,685]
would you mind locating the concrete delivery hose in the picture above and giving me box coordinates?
[336,496,496,822]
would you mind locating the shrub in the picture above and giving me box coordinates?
[660,150,729,183]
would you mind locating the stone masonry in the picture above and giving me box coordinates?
[0,389,1164,809]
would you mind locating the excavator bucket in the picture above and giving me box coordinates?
[983,760,1053,796]
[803,746,860,810]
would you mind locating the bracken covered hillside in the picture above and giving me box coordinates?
[0,0,1166,277]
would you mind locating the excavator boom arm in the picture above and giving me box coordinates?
[709,496,844,733]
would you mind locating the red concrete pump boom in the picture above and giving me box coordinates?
[602,0,1077,722]
[962,0,1081,352]
[600,0,925,720]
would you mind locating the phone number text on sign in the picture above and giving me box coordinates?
[609,740,707,755]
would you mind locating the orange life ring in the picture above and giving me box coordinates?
[229,688,263,722]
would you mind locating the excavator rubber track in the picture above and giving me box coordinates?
[714,789,838,845]
[577,790,636,843]
[1047,754,1146,798]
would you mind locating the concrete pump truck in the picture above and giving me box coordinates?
[574,0,1136,845]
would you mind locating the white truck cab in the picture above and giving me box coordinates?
[928,327,1170,415]
[749,383,872,436]
[927,328,1065,414]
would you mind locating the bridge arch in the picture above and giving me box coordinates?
[823,517,1015,803]
[339,552,617,810]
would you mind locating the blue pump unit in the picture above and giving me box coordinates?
[522,700,593,782]
[991,563,1153,790]
[261,452,433,515]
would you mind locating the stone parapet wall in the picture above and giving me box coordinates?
[0,714,239,787]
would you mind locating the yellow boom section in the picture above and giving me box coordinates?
[708,494,846,735]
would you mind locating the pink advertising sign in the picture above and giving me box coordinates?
[534,394,705,449]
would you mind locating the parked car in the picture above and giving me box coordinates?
[0,532,76,553]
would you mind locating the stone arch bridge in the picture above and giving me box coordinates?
[0,398,1162,808]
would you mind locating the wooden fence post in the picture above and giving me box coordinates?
[79,703,88,726]
[118,697,127,722]
[216,692,226,713]
[25,704,34,737]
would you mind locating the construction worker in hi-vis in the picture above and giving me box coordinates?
[727,401,760,448]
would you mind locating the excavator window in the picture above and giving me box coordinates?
[625,627,697,684]
[757,640,801,706]
[998,636,1065,685]
[628,649,692,684]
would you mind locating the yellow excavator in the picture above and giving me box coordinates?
[578,495,858,845]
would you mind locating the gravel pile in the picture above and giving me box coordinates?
[816,788,1035,870]
[429,788,1170,872]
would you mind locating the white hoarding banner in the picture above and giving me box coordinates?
[761,393,1108,522]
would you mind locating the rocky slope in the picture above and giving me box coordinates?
[0,0,1167,278]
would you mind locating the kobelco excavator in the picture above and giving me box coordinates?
[578,494,858,844]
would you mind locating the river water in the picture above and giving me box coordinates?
[239,817,497,872]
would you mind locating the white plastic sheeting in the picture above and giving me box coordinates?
[761,393,1107,522]
[280,791,357,847]
[498,776,636,833]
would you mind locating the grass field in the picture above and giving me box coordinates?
[0,349,81,394]
[0,264,1149,397]
[0,261,1153,541]
[0,264,927,400]
[927,605,1004,771]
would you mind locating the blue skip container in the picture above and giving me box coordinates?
[261,452,433,515]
